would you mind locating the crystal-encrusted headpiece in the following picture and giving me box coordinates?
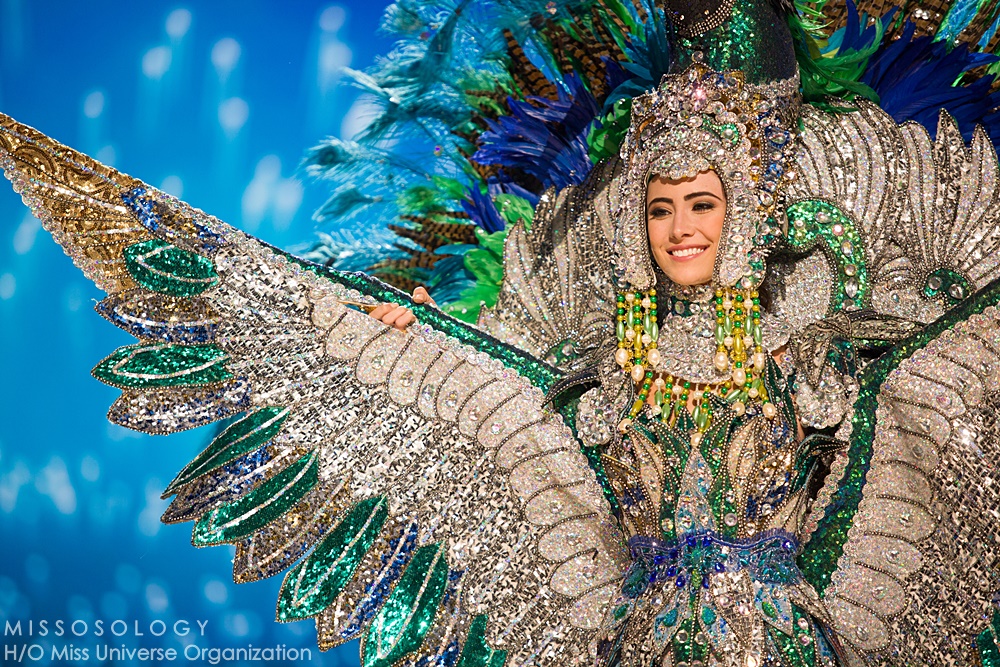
[612,62,801,290]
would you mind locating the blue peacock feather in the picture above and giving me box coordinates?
[474,72,600,192]
[862,21,1000,147]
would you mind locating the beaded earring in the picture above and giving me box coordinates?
[614,287,659,395]
[713,286,776,419]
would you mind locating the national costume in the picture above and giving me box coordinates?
[5,1,1000,665]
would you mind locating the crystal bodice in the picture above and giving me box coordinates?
[594,360,841,667]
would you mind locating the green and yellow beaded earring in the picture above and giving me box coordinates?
[713,287,776,419]
[614,288,659,421]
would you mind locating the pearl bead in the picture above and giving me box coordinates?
[733,401,746,416]
[732,367,747,386]
[651,405,662,415]
[641,297,651,309]
[723,299,733,310]
[631,364,645,382]
[673,385,683,397]
[763,403,777,419]
[753,352,767,369]
[647,348,662,366]
[714,351,729,371]
[653,377,665,389]
[641,333,652,345]
[748,387,759,398]
[743,335,753,348]
[724,336,734,348]
[625,329,636,340]
[615,348,629,366]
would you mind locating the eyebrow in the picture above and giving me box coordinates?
[646,191,723,206]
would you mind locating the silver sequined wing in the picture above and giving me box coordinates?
[476,159,620,370]
[797,282,1000,665]
[781,98,908,329]
[785,99,1000,327]
[0,113,628,667]
[783,100,1000,663]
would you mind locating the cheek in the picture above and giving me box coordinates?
[647,220,667,247]
[705,210,726,244]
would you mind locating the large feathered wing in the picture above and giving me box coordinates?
[784,100,1000,663]
[0,113,628,667]
[797,280,1000,665]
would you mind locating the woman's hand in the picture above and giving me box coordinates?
[369,286,436,330]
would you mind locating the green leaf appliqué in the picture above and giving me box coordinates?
[123,238,218,297]
[276,496,388,621]
[165,407,289,494]
[192,451,318,546]
[92,343,231,389]
[362,542,449,667]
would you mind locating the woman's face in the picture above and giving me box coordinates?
[646,170,726,287]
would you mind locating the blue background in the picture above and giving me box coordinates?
[0,2,397,664]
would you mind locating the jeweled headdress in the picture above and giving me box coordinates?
[609,1,804,424]
[612,61,801,291]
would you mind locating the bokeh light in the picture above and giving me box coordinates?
[1,3,395,665]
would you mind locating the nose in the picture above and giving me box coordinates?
[669,207,695,242]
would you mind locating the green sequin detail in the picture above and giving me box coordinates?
[673,1,796,84]
[799,278,1000,594]
[276,250,561,393]
[92,343,231,389]
[664,295,701,317]
[123,238,218,297]
[786,200,867,312]
[671,617,708,665]
[650,419,694,543]
[166,407,289,493]
[192,451,318,546]
[543,338,581,366]
[977,611,1000,667]
[276,496,388,621]
[702,118,740,146]
[923,267,972,305]
[767,605,816,667]
[456,615,507,667]
[362,542,449,667]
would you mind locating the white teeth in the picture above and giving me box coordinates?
[669,247,705,257]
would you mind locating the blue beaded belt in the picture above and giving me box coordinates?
[621,530,801,598]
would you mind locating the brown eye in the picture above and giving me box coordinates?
[648,206,671,218]
[692,201,715,212]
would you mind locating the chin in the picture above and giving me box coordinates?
[663,263,713,287]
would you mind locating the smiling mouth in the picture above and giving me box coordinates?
[668,246,707,258]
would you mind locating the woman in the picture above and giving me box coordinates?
[367,61,845,665]
[5,3,1000,666]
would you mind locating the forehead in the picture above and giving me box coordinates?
[646,170,724,198]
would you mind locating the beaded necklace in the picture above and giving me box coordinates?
[614,285,777,433]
